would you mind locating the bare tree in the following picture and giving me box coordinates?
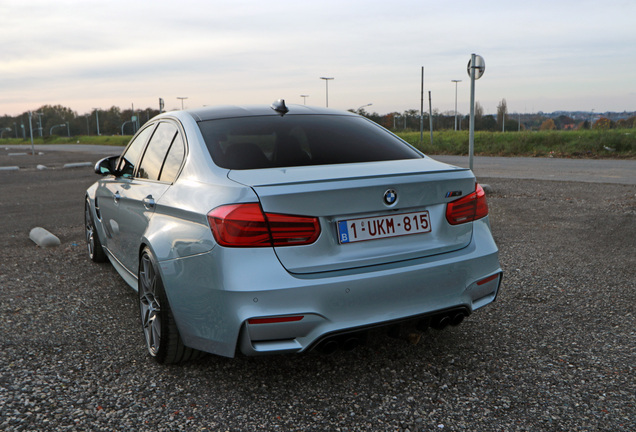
[475,101,484,122]
[497,99,508,130]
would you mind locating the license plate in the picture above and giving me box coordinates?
[337,211,431,244]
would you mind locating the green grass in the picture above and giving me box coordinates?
[397,129,636,158]
[2,135,131,147]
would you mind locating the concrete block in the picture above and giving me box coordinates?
[29,227,61,248]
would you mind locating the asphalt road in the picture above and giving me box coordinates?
[434,155,636,185]
[1,147,634,431]
[5,143,636,184]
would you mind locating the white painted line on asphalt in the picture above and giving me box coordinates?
[29,227,61,248]
[8,152,28,156]
[63,162,92,168]
[0,166,19,171]
[37,165,48,170]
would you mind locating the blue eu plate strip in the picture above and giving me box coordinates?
[338,221,350,244]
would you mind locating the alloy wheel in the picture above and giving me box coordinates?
[139,253,162,356]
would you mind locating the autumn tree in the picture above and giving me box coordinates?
[540,119,556,130]
[593,117,612,130]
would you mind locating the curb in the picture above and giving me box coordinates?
[63,162,92,168]
[29,227,61,248]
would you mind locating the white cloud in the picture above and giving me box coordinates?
[1,0,635,115]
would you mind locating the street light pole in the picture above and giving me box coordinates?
[319,77,334,107]
[93,109,100,136]
[451,80,462,131]
[177,97,188,110]
[28,112,35,155]
[356,103,372,113]
[300,95,309,105]
[36,112,44,137]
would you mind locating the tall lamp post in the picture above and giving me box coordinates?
[177,97,188,110]
[93,109,101,136]
[300,95,309,105]
[319,77,334,107]
[356,103,372,114]
[451,80,462,131]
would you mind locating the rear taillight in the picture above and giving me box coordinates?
[445,183,489,225]
[207,203,320,247]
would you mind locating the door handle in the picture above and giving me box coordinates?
[143,195,156,210]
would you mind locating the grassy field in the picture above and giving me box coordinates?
[2,135,131,147]
[3,129,635,158]
[397,129,636,158]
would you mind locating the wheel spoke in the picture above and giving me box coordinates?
[85,205,95,257]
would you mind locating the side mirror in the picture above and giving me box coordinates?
[94,156,120,176]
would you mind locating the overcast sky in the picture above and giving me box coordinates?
[1,0,634,117]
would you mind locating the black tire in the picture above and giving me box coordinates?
[138,247,202,364]
[85,198,108,263]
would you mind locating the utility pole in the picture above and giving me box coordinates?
[428,91,433,145]
[420,67,424,144]
[451,80,461,131]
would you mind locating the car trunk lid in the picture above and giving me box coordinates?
[228,158,476,274]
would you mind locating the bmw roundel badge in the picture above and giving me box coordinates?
[383,189,397,206]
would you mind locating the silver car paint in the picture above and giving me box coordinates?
[159,217,500,357]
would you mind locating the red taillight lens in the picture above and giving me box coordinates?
[266,212,321,246]
[207,203,320,247]
[445,184,489,225]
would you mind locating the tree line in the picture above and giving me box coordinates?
[0,105,161,139]
[354,98,636,132]
[2,102,635,139]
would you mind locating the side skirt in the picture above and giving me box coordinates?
[104,246,139,291]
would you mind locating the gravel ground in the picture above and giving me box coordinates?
[0,152,634,431]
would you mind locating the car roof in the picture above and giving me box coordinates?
[183,104,356,122]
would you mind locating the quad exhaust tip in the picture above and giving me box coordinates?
[316,310,468,354]
[317,334,364,355]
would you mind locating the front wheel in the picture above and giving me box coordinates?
[138,247,201,364]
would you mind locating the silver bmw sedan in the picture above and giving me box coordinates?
[85,100,502,364]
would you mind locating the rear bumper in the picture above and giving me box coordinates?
[158,217,502,358]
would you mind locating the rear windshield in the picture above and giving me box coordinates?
[197,115,422,169]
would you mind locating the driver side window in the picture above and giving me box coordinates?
[117,125,155,178]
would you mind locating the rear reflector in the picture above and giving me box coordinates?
[477,273,500,286]
[248,316,304,325]
[208,203,320,247]
[445,183,489,225]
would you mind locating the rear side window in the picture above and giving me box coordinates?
[198,115,422,170]
[159,133,185,183]
[118,125,155,178]
[138,122,179,181]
